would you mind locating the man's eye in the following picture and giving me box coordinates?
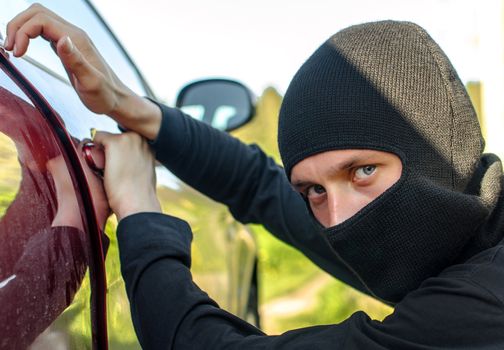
[306,184,326,198]
[355,165,376,179]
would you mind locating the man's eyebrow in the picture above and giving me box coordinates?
[328,154,376,174]
[291,154,377,189]
[292,180,310,190]
[328,159,357,174]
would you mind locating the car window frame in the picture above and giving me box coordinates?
[84,0,156,99]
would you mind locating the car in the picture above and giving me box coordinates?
[0,1,258,349]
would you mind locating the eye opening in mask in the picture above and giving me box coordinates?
[292,146,407,228]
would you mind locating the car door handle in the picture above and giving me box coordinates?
[82,141,105,177]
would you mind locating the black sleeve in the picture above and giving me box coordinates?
[150,103,302,242]
[118,213,504,350]
[149,103,367,294]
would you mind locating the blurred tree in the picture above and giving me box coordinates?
[232,87,282,163]
[466,81,485,138]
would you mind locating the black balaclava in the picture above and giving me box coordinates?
[278,21,504,304]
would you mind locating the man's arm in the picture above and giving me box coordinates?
[4,3,307,243]
[5,3,162,140]
[150,103,304,240]
[118,212,350,349]
[118,212,504,350]
[5,4,368,293]
[149,104,372,294]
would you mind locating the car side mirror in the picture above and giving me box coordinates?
[176,79,255,132]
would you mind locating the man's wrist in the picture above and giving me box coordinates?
[109,93,162,141]
[114,196,162,222]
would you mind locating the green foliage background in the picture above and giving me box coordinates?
[0,133,21,217]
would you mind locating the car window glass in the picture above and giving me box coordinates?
[0,0,148,97]
[0,68,93,349]
[8,55,120,140]
[0,69,34,107]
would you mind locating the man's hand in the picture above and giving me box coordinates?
[48,140,111,230]
[93,131,161,221]
[5,3,162,140]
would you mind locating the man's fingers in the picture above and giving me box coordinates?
[7,5,79,56]
[94,131,145,156]
[11,17,52,56]
[4,3,42,50]
[5,5,104,93]
[93,131,116,147]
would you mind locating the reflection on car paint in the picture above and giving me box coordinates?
[0,275,16,289]
[0,74,93,349]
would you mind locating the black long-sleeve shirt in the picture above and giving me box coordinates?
[117,105,504,349]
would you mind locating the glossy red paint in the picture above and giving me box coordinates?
[0,88,88,347]
[0,51,108,348]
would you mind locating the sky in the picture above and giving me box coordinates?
[90,0,488,104]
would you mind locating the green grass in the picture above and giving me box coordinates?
[249,223,393,334]
[0,191,16,217]
[274,279,393,331]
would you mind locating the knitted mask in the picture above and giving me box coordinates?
[278,21,503,304]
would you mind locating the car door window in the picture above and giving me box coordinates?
[0,0,149,97]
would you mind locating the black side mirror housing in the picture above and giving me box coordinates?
[176,79,255,132]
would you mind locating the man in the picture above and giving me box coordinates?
[6,4,504,349]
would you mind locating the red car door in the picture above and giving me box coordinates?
[0,49,108,349]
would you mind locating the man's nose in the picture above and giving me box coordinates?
[327,191,355,227]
